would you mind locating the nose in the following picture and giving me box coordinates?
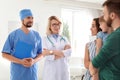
[29,19,33,23]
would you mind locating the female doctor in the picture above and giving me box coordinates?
[42,16,72,80]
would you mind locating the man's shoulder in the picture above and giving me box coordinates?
[9,29,20,35]
[108,29,120,40]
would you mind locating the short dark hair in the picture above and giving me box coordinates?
[103,0,120,18]
[93,18,102,32]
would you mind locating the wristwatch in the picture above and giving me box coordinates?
[49,50,53,55]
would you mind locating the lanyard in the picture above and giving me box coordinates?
[47,35,66,47]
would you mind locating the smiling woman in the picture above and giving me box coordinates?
[42,15,72,80]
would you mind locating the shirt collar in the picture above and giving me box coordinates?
[52,34,59,39]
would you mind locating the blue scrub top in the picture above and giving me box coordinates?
[2,28,42,80]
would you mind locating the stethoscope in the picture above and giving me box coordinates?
[47,35,66,47]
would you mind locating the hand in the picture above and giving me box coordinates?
[64,44,71,50]
[89,62,98,76]
[20,58,29,67]
[54,55,62,60]
[53,50,64,57]
[92,73,99,80]
[21,58,35,67]
[27,58,35,66]
[42,49,50,56]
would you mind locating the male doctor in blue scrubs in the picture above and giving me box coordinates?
[2,9,43,80]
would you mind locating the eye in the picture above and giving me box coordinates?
[51,23,60,27]
[26,16,33,19]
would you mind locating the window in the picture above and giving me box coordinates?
[61,8,101,58]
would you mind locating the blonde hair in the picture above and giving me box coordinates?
[46,16,61,35]
[99,16,105,23]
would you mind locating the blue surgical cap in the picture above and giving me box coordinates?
[19,9,33,20]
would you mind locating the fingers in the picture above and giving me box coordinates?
[21,58,34,67]
[55,55,61,60]
[64,44,71,50]
[89,62,98,76]
[25,58,32,62]
[42,49,50,55]
[43,48,47,50]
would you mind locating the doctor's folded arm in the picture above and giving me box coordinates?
[42,44,71,60]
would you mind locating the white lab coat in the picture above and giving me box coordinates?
[42,35,72,80]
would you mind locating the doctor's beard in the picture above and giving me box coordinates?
[106,16,112,27]
[22,21,33,28]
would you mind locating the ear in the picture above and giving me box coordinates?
[110,12,116,20]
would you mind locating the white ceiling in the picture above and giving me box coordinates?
[44,0,105,4]
[75,0,105,4]
[44,0,105,9]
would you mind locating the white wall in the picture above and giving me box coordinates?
[0,0,102,80]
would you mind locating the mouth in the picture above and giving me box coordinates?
[28,22,32,24]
